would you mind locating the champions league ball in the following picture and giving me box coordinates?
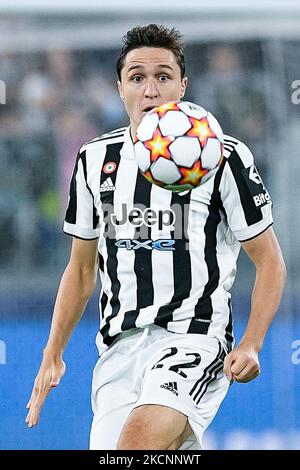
[133,101,224,192]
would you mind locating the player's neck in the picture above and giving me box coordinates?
[129,121,137,141]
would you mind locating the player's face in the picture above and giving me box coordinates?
[118,47,188,137]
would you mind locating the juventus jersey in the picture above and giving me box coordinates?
[63,126,273,353]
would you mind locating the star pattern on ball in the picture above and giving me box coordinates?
[187,117,217,147]
[144,128,174,162]
[156,102,181,118]
[179,160,209,187]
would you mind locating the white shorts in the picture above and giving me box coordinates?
[90,324,230,450]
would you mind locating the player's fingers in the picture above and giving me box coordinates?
[26,381,51,427]
[33,383,51,411]
[230,356,249,376]
[223,353,235,381]
[25,402,36,426]
[233,362,260,383]
[50,380,59,387]
[26,397,47,427]
[26,402,40,427]
[26,393,36,409]
[26,381,39,408]
[50,361,66,388]
[26,409,39,428]
[25,408,35,425]
[50,370,64,387]
[26,362,65,427]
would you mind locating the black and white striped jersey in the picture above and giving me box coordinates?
[64,126,273,353]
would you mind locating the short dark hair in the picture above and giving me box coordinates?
[116,24,186,80]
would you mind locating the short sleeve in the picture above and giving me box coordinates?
[63,150,100,240]
[220,142,273,242]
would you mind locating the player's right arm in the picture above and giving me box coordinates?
[25,237,98,427]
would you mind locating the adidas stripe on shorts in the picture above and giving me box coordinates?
[90,324,230,450]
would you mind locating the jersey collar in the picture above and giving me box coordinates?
[120,126,135,160]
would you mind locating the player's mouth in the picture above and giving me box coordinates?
[142,105,159,113]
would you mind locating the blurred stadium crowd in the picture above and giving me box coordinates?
[0,48,127,273]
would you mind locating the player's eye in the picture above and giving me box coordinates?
[159,75,169,82]
[131,75,143,83]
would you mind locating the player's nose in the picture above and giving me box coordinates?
[144,79,159,98]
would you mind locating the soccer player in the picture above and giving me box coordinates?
[25,24,286,450]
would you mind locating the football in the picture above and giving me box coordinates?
[133,101,224,192]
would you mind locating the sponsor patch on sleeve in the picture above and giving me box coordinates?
[242,165,272,208]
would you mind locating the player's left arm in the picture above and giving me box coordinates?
[223,226,287,383]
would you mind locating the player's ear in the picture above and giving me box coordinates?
[180,77,188,99]
[117,81,124,101]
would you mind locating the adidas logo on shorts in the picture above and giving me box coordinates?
[160,381,178,396]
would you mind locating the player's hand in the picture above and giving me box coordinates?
[223,343,260,383]
[25,351,66,427]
